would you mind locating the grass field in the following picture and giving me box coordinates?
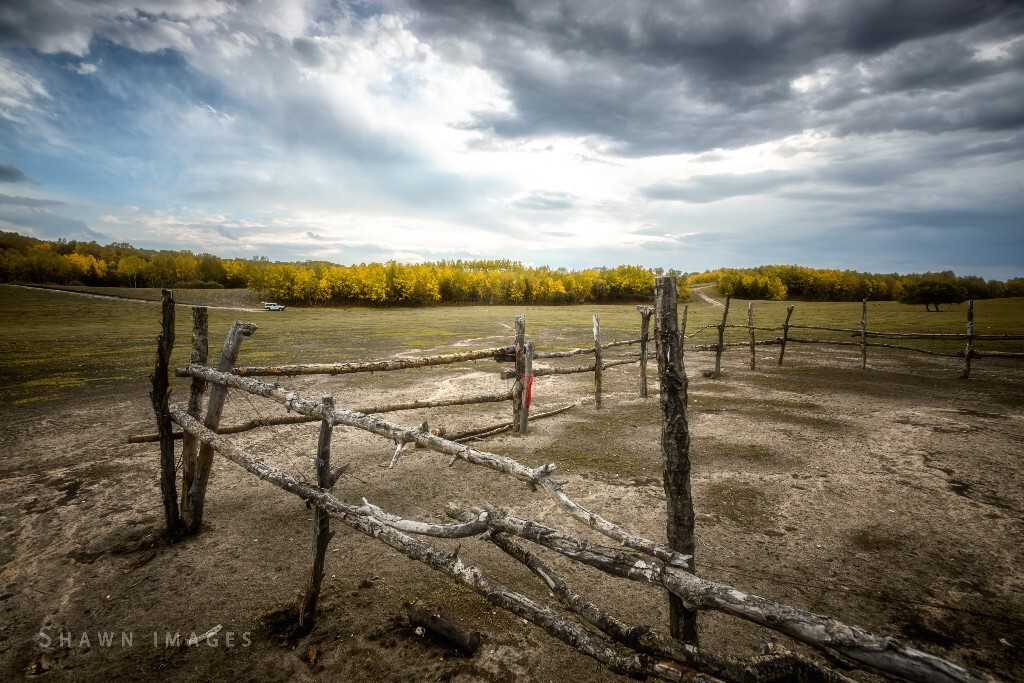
[2,283,1023,405]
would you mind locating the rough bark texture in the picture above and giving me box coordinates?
[962,299,974,379]
[520,341,534,434]
[747,302,756,371]
[778,305,795,365]
[182,320,257,534]
[593,313,602,409]
[298,394,337,633]
[655,276,698,644]
[445,403,576,443]
[179,306,208,517]
[180,365,690,566]
[714,294,731,378]
[187,346,515,377]
[150,289,180,534]
[637,306,654,397]
[481,521,850,683]
[404,602,482,655]
[465,506,994,683]
[512,315,525,434]
[861,299,868,370]
[531,337,642,360]
[502,363,595,379]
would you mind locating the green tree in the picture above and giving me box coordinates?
[899,280,969,311]
[117,255,147,287]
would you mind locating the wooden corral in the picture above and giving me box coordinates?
[137,280,1005,683]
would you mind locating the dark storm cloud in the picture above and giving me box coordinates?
[0,163,28,182]
[0,192,63,207]
[642,170,801,203]
[394,0,1024,154]
[0,203,105,240]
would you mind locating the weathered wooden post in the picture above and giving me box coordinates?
[593,313,602,408]
[520,342,534,434]
[747,302,756,370]
[299,394,337,633]
[179,306,208,517]
[962,300,974,379]
[714,294,731,378]
[778,305,795,365]
[150,289,181,534]
[860,299,868,370]
[183,320,257,534]
[512,315,526,433]
[654,276,697,645]
[636,305,654,397]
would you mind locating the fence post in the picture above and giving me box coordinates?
[512,315,526,433]
[179,306,208,518]
[962,300,974,379]
[653,276,697,645]
[714,294,731,378]
[183,320,257,534]
[861,299,868,370]
[778,305,795,365]
[593,313,602,408]
[150,289,181,535]
[520,342,534,434]
[747,302,756,370]
[299,394,337,633]
[636,306,654,397]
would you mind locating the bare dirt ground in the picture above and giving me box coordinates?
[1,340,1022,682]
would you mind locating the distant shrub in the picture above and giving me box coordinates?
[174,280,225,289]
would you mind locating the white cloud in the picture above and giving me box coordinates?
[0,56,50,122]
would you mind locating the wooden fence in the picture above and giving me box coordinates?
[682,295,1024,379]
[137,281,998,683]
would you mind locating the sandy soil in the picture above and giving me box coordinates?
[1,341,1022,682]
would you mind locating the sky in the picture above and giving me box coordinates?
[0,0,1022,279]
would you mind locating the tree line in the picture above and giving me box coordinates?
[2,230,1021,307]
[0,231,661,305]
[688,265,1024,306]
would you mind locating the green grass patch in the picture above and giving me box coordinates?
[680,295,1024,355]
[3,283,1022,406]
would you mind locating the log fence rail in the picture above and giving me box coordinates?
[137,284,1001,683]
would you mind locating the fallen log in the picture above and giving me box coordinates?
[178,366,690,566]
[972,350,1024,358]
[405,602,482,655]
[175,346,515,378]
[467,506,996,683]
[502,363,595,379]
[479,515,849,683]
[444,404,577,443]
[166,407,706,683]
[128,390,514,443]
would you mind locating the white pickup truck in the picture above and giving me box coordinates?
[261,302,286,311]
